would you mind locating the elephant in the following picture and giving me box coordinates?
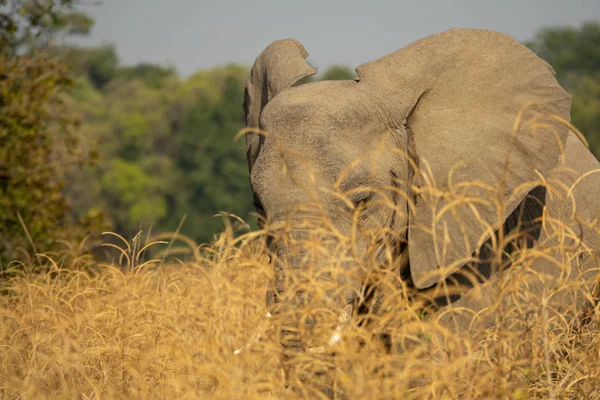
[241,28,600,386]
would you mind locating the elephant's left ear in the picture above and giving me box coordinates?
[356,28,571,288]
[244,39,317,171]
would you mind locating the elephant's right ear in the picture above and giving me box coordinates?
[244,39,317,171]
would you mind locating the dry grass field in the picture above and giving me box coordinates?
[1,211,600,399]
[3,114,600,399]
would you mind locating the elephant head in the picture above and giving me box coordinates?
[242,29,571,360]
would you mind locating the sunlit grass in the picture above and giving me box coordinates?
[2,113,600,399]
[0,206,599,399]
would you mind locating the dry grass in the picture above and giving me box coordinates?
[2,113,600,399]
[0,211,599,399]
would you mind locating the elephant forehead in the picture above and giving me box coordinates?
[251,136,343,194]
[259,87,384,175]
[260,81,374,135]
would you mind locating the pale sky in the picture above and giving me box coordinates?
[69,0,600,77]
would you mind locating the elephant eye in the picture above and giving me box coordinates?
[349,191,374,209]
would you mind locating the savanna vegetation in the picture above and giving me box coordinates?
[1,1,600,398]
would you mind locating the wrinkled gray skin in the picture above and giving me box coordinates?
[243,29,600,355]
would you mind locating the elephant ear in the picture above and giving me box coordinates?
[244,39,317,170]
[356,28,571,288]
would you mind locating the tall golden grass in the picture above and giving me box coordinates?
[1,200,599,398]
[2,116,600,399]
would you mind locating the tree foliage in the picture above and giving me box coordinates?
[115,63,177,89]
[0,1,103,266]
[54,44,118,88]
[1,0,93,56]
[65,63,252,244]
[320,64,355,81]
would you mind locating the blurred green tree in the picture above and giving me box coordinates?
[0,0,105,266]
[320,64,355,81]
[55,44,119,88]
[114,63,177,89]
[1,0,93,56]
[63,62,253,245]
[175,65,254,242]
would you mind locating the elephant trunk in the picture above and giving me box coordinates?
[265,228,360,383]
